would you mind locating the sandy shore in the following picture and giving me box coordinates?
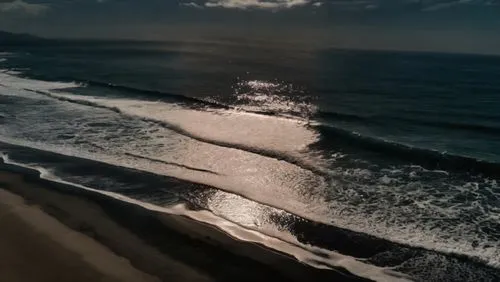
[0,170,369,282]
[0,188,160,282]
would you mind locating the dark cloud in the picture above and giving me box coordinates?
[0,0,50,15]
[178,0,500,11]
[1,0,500,54]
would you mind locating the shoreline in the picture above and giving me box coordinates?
[0,167,372,282]
[2,143,500,281]
[3,40,500,282]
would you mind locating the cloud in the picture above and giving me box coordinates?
[180,0,498,11]
[421,0,474,11]
[0,0,49,15]
[203,0,312,10]
[180,2,205,8]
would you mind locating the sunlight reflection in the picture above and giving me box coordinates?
[193,189,289,230]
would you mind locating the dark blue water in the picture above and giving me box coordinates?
[1,39,500,281]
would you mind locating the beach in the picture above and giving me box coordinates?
[2,37,500,282]
[0,169,369,282]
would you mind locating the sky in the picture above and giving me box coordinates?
[1,0,500,54]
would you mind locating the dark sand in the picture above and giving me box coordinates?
[0,170,370,282]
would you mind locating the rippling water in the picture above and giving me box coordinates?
[1,39,500,281]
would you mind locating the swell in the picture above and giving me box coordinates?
[23,88,330,177]
[318,110,500,135]
[21,87,500,178]
[10,70,230,109]
[29,74,310,121]
[316,123,500,177]
[76,79,500,135]
[316,110,369,122]
[25,73,287,118]
[10,69,500,175]
[82,79,233,109]
[15,86,500,178]
[81,80,311,121]
[408,119,500,135]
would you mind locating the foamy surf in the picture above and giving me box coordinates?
[0,152,409,282]
[1,71,317,153]
[1,66,500,281]
[0,71,80,91]
[0,70,330,177]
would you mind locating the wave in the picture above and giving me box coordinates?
[75,81,500,138]
[18,85,500,178]
[22,88,328,177]
[12,75,500,179]
[410,119,500,135]
[79,79,317,121]
[82,80,233,109]
[4,111,500,278]
[34,71,500,144]
[12,70,315,121]
[315,123,500,177]
[4,77,500,278]
[318,110,500,135]
[4,49,500,278]
[6,68,226,109]
[0,144,406,282]
[2,142,500,281]
[21,73,299,118]
[20,69,500,178]
[19,70,500,149]
[317,110,370,122]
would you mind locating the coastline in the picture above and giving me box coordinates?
[2,142,500,282]
[0,167,371,282]
[3,36,500,282]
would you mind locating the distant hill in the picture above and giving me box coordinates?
[0,31,44,45]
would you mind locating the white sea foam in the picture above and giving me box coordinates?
[324,166,500,269]
[0,153,408,282]
[0,71,80,91]
[1,70,500,273]
[0,73,334,236]
[54,94,319,153]
[0,72,318,155]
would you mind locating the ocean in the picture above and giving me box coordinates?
[1,39,500,281]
